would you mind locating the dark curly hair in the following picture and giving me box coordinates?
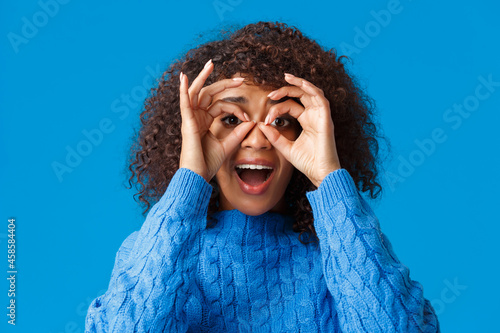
[127,21,387,245]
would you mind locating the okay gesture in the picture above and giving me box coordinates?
[258,73,341,187]
[179,61,256,182]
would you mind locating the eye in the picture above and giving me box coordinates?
[271,117,291,128]
[221,115,242,127]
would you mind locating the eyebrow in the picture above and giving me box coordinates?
[221,96,294,105]
[221,96,248,104]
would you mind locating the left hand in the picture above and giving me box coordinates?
[258,73,341,187]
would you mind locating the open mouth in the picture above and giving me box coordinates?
[235,164,274,186]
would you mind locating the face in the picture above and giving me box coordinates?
[209,80,302,216]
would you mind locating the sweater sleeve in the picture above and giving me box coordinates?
[306,169,440,333]
[85,168,212,333]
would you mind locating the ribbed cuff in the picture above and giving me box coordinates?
[153,168,212,217]
[306,169,358,213]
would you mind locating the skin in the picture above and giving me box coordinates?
[178,60,342,216]
[209,82,302,216]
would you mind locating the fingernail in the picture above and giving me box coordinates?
[244,113,250,121]
[232,77,245,81]
[264,115,270,125]
[284,73,294,77]
[267,91,276,98]
[204,59,212,69]
[180,72,183,80]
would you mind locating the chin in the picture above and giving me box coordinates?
[229,197,278,216]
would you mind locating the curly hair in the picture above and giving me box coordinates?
[127,21,387,245]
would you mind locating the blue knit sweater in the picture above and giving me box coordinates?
[85,168,440,332]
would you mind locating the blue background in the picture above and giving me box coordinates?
[1,0,499,332]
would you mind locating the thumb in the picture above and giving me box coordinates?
[258,123,294,161]
[220,121,256,155]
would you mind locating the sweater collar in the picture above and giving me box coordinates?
[209,209,295,235]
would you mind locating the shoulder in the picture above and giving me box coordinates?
[114,231,139,265]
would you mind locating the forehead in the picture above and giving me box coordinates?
[212,82,272,101]
[211,82,303,111]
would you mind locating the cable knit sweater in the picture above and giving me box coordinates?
[85,168,440,332]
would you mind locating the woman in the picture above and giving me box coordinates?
[85,21,440,332]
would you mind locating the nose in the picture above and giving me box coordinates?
[241,123,272,150]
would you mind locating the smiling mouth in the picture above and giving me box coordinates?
[235,164,274,186]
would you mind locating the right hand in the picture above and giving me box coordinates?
[179,60,256,182]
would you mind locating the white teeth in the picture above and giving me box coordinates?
[235,164,273,170]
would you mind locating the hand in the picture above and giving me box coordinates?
[179,60,256,182]
[258,73,341,187]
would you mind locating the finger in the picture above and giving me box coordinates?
[283,73,329,109]
[264,99,305,125]
[220,120,256,155]
[283,73,324,96]
[267,86,313,107]
[257,123,294,161]
[207,100,251,122]
[188,59,213,106]
[179,72,194,123]
[198,77,245,110]
[179,72,204,155]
